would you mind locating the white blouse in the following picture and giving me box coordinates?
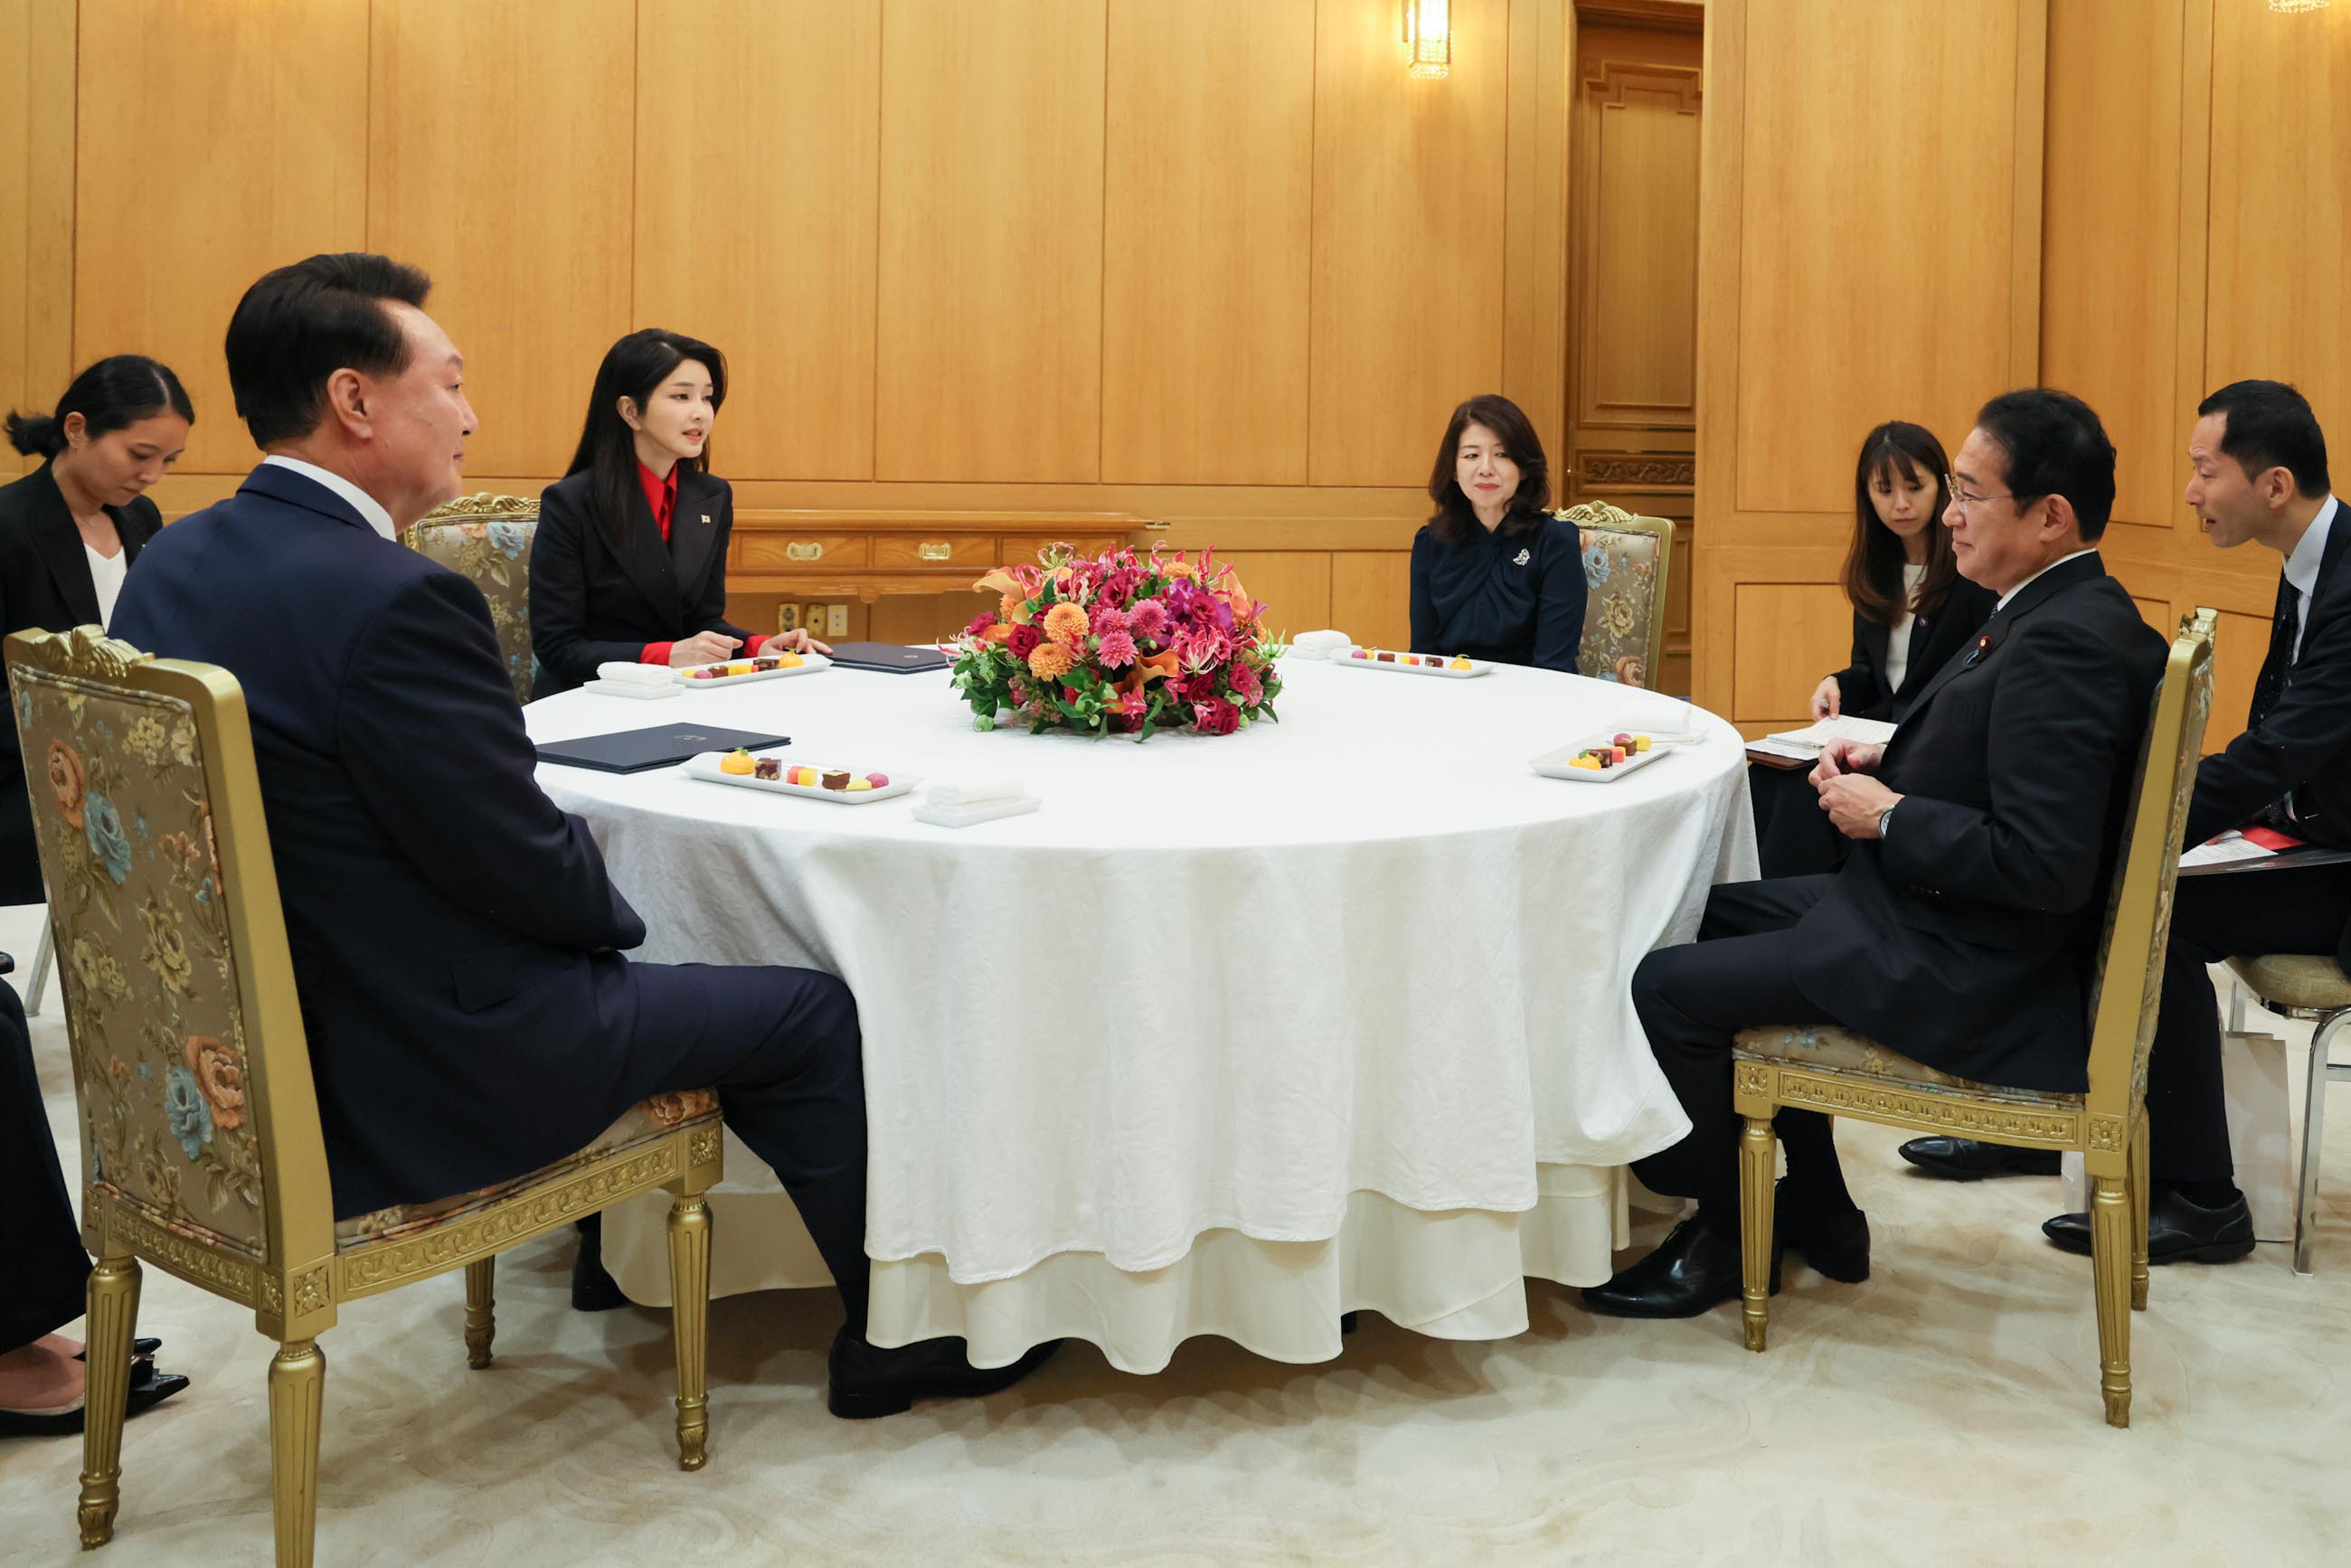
[1882,563,1927,695]
[85,542,129,630]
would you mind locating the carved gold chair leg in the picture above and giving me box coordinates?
[268,1339,326,1568]
[1737,1116,1777,1353]
[463,1258,496,1370]
[666,1193,712,1471]
[2090,1176,2133,1429]
[77,1252,142,1550]
[2129,1125,2151,1312]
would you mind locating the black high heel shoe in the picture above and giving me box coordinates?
[73,1337,164,1363]
[0,1359,192,1439]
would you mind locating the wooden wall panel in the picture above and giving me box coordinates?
[2206,0,2350,445]
[1730,582,1846,723]
[1578,52,1700,420]
[368,0,635,480]
[1215,551,1331,640]
[634,2,880,481]
[1331,551,1413,650]
[2,0,31,458]
[2041,0,2185,534]
[2210,609,2270,748]
[1308,0,1510,487]
[1732,0,2033,517]
[75,0,367,475]
[1101,0,1313,485]
[875,0,1107,483]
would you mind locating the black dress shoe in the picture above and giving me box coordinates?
[0,1361,192,1438]
[826,1328,1064,1420]
[72,1337,163,1363]
[1779,1194,1871,1283]
[1581,1218,1773,1318]
[1898,1136,2062,1181]
[569,1214,628,1312]
[2043,1187,2254,1264]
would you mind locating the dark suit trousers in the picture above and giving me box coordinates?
[3,980,92,1352]
[1747,762,1851,881]
[2147,861,2351,1185]
[625,962,873,1331]
[1630,877,1847,1222]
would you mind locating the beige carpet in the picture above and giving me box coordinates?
[5,998,2345,1567]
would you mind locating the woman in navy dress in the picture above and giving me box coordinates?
[1408,394,1584,672]
[1749,420,1998,877]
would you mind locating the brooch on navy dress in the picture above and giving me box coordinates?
[1513,548,1531,566]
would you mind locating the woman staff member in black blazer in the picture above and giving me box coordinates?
[0,355,193,901]
[529,327,826,700]
[0,355,194,1434]
[1750,420,1997,877]
[1409,393,1584,672]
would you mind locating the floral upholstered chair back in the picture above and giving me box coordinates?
[405,494,541,704]
[7,628,332,1279]
[2079,610,2216,1117]
[1557,503,1674,689]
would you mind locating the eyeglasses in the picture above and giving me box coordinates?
[1943,474,2015,511]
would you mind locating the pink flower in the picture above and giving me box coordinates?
[1008,623,1043,659]
[1176,624,1232,670]
[1091,604,1129,638]
[1191,697,1240,736]
[964,611,996,639]
[1096,628,1138,668]
[1227,660,1261,704]
[1128,600,1169,642]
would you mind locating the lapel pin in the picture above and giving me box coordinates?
[700,513,712,526]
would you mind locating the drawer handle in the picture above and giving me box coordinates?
[918,541,952,562]
[784,541,824,562]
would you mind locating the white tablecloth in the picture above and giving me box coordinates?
[525,656,1756,1371]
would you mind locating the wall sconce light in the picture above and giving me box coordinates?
[1402,0,1451,80]
[2267,0,2330,13]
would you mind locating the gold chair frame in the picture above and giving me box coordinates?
[1555,501,1675,688]
[1729,609,2217,1428]
[7,628,722,1566]
[403,492,543,705]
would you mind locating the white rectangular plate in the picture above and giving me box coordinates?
[1331,647,1490,677]
[1529,730,1674,783]
[581,678,681,701]
[675,653,833,688]
[684,753,919,804]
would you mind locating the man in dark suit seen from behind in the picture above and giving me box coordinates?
[1583,389,2168,1319]
[109,252,1055,1417]
[1910,380,2346,1266]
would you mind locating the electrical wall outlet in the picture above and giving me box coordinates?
[825,602,849,638]
[777,603,800,634]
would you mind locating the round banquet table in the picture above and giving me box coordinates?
[524,654,1757,1373]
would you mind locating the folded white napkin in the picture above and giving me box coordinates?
[1289,628,1352,658]
[922,777,1026,808]
[596,661,674,688]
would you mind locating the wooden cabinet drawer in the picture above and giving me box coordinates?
[999,534,1128,567]
[739,534,868,571]
[873,534,996,571]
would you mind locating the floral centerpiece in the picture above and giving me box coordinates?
[950,544,1282,738]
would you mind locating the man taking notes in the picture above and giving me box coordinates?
[110,253,1055,1415]
[1585,390,2167,1319]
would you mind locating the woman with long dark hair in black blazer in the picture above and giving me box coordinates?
[529,327,826,701]
[0,355,194,1435]
[1408,393,1585,672]
[1750,420,1998,877]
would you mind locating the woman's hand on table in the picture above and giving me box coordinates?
[669,630,742,666]
[767,627,833,656]
[1809,675,1841,720]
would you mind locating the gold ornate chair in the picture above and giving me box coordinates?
[403,493,541,703]
[6,626,722,1565]
[2223,953,2349,1276]
[1727,609,2217,1428]
[1555,502,1673,689]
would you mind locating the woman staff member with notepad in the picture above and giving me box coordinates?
[529,327,827,701]
[1751,421,1997,877]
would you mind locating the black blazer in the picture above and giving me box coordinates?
[2184,506,2351,966]
[113,463,654,1218]
[1828,575,1999,723]
[0,463,162,903]
[528,466,749,698]
[1787,554,2168,1091]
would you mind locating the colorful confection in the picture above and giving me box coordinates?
[1376,650,1395,663]
[720,748,755,776]
[1570,754,1601,771]
[1351,647,1369,659]
[1613,732,1634,747]
[864,772,889,788]
[753,757,782,780]
[1634,734,1652,752]
[821,770,851,790]
[777,652,804,668]
[1449,657,1472,670]
[754,656,781,673]
[790,766,818,786]
[846,779,873,792]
